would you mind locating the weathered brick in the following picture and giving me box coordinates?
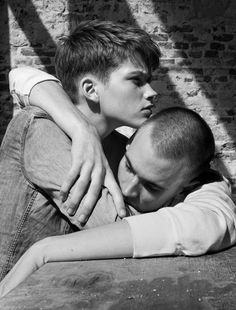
[226,109,235,116]
[214,76,228,82]
[191,68,203,75]
[202,91,217,99]
[0,83,9,91]
[228,44,236,50]
[213,34,234,42]
[219,116,234,123]
[168,25,193,33]
[210,42,225,50]
[191,42,207,49]
[184,77,193,82]
[183,34,198,42]
[173,42,189,50]
[21,48,37,56]
[172,50,188,58]
[188,51,202,58]
[205,50,219,57]
[0,74,6,81]
[160,59,175,66]
[151,33,169,41]
[203,76,211,82]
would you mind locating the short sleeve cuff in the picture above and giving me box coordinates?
[9,67,61,106]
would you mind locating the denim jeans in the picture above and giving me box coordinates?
[0,107,79,279]
[0,106,139,279]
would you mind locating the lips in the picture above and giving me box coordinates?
[141,105,154,117]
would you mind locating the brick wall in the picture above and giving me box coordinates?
[1,0,236,199]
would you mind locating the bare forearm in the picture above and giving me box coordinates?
[0,221,132,298]
[42,220,133,263]
[30,81,89,138]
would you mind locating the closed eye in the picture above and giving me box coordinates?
[142,181,164,193]
[125,161,132,172]
[125,155,135,175]
[131,77,143,86]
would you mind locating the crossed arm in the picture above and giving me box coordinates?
[9,67,126,223]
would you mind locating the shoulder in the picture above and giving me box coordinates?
[24,106,68,141]
[23,106,71,162]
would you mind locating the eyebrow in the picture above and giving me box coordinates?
[127,71,152,81]
[125,154,165,191]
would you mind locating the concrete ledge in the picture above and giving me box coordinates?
[1,246,236,309]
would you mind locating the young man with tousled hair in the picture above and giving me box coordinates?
[9,19,161,222]
[0,20,161,279]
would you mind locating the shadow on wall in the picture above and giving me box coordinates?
[1,0,235,192]
[0,0,58,139]
[0,0,11,139]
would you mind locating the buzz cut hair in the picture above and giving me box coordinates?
[143,107,215,179]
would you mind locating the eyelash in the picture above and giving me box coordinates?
[132,78,142,86]
[143,183,156,192]
[125,161,132,172]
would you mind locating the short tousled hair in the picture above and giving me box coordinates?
[55,20,161,103]
[143,107,215,178]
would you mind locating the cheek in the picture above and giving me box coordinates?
[116,85,141,102]
[139,191,164,212]
[140,190,156,206]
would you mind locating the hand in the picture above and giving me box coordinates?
[26,79,125,224]
[0,244,43,298]
[60,122,126,224]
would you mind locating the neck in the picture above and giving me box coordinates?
[77,104,114,139]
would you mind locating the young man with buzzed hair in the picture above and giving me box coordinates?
[0,107,235,298]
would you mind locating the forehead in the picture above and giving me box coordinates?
[111,59,149,76]
[126,128,187,187]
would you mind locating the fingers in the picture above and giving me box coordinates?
[60,165,81,202]
[63,162,95,216]
[104,166,126,218]
[59,123,126,224]
[62,155,126,224]
[74,167,106,223]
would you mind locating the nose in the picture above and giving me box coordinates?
[144,84,157,103]
[122,175,140,198]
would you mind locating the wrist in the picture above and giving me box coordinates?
[70,113,100,141]
[31,238,51,268]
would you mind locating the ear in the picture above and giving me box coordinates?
[80,77,100,103]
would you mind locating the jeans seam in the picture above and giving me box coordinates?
[20,114,37,189]
[20,108,53,189]
[0,191,38,280]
